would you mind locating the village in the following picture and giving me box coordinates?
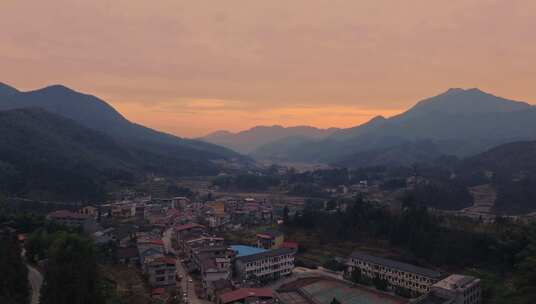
[37,174,482,304]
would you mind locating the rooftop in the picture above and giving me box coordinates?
[174,223,205,232]
[236,247,294,263]
[218,288,273,304]
[349,251,441,278]
[433,274,479,291]
[257,229,284,239]
[231,245,268,257]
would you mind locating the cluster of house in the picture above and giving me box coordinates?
[173,223,297,301]
[345,250,481,304]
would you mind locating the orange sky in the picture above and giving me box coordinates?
[1,0,535,137]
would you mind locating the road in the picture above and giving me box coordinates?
[22,249,43,304]
[175,258,210,304]
[27,263,43,304]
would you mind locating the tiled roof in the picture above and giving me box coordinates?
[218,288,273,304]
[349,251,441,278]
[174,223,205,232]
[257,229,283,239]
[281,241,298,249]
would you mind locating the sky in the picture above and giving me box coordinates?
[1,0,535,137]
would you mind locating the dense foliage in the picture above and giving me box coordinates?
[212,173,280,191]
[39,233,104,304]
[286,197,536,303]
[0,229,29,304]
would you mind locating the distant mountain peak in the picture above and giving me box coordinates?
[444,87,466,94]
[407,88,531,116]
[369,115,387,122]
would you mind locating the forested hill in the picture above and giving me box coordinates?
[0,82,242,162]
[0,108,225,201]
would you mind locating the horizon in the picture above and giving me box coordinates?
[2,1,536,137]
[3,81,535,138]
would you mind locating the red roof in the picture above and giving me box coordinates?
[148,256,176,266]
[218,288,273,304]
[174,223,205,232]
[151,287,166,296]
[282,241,299,249]
[138,239,164,246]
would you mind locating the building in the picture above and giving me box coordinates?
[144,256,177,287]
[256,230,284,249]
[346,251,442,294]
[417,275,481,304]
[46,210,94,231]
[174,223,206,243]
[78,206,98,217]
[116,247,140,266]
[235,247,295,284]
[217,288,274,304]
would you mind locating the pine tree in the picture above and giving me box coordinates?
[40,233,103,304]
[0,230,29,304]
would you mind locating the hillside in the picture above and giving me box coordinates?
[0,108,136,201]
[259,88,536,164]
[461,141,536,214]
[0,82,241,162]
[336,140,444,168]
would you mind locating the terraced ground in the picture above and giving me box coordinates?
[462,184,497,218]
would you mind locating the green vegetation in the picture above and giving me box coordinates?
[39,232,103,304]
[212,173,280,191]
[330,297,341,304]
[285,196,536,303]
[0,229,29,304]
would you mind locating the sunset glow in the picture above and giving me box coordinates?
[1,0,535,137]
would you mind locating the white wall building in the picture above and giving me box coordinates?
[429,274,481,304]
[346,251,442,294]
[235,248,295,284]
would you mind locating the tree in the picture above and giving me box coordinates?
[373,276,388,291]
[283,205,290,224]
[350,268,362,284]
[0,229,29,304]
[40,233,104,304]
[330,297,341,304]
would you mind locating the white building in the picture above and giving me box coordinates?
[428,274,481,304]
[235,248,295,284]
[144,256,177,287]
[346,251,442,294]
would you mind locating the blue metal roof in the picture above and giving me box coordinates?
[231,245,267,257]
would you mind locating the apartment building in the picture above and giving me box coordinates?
[235,247,295,284]
[144,256,177,287]
[46,210,95,231]
[346,250,442,294]
[256,230,284,249]
[424,274,481,304]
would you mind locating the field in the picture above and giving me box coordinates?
[279,279,407,304]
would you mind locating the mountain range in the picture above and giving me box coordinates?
[203,88,536,167]
[201,125,339,154]
[0,82,245,201]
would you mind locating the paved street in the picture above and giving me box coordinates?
[27,264,43,304]
[22,249,43,304]
[175,257,210,304]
